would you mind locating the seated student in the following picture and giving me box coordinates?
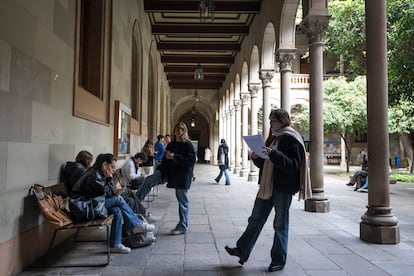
[119,152,159,223]
[346,156,368,190]
[71,153,155,254]
[141,139,155,175]
[61,150,93,192]
[357,176,369,192]
[356,165,392,193]
[121,152,148,190]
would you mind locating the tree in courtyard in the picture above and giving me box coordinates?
[387,1,414,173]
[324,0,366,77]
[292,76,367,172]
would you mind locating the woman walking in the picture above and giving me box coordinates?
[224,109,311,272]
[214,139,230,185]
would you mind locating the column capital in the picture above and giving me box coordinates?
[240,92,250,104]
[276,49,296,72]
[233,99,241,109]
[248,82,261,98]
[259,69,274,87]
[298,15,330,44]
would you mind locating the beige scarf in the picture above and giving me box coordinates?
[257,126,312,201]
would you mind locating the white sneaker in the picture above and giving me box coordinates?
[133,221,155,234]
[111,243,131,254]
[146,213,160,224]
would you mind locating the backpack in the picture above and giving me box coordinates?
[123,214,156,248]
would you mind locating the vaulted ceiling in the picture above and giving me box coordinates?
[144,0,262,90]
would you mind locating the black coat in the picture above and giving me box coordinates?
[71,169,115,199]
[252,135,304,195]
[160,140,196,189]
[217,143,229,170]
[61,161,87,192]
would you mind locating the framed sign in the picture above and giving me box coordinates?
[114,100,131,158]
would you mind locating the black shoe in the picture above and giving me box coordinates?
[268,264,284,272]
[224,245,246,265]
[346,182,353,186]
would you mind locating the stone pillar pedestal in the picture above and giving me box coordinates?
[360,206,400,244]
[360,0,399,244]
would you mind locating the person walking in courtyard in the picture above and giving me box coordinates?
[159,122,196,235]
[214,139,230,185]
[224,108,311,272]
[204,146,211,164]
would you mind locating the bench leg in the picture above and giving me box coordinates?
[43,225,111,267]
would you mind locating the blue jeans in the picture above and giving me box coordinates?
[215,168,230,185]
[175,188,189,231]
[136,170,165,201]
[360,176,369,189]
[236,191,292,265]
[105,195,142,247]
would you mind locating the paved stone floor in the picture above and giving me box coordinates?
[20,164,414,275]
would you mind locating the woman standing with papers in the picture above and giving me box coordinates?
[225,109,311,272]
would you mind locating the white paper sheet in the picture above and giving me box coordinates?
[242,134,269,159]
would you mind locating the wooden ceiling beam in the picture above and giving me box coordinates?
[169,82,222,89]
[161,55,234,63]
[144,1,260,13]
[157,42,240,51]
[167,74,225,81]
[164,65,229,73]
[152,25,249,35]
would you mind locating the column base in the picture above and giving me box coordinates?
[247,171,258,182]
[239,168,249,177]
[304,198,330,213]
[233,166,241,174]
[360,205,400,244]
[360,222,400,244]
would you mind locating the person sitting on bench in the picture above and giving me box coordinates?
[71,153,155,254]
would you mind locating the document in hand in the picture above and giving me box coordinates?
[242,134,269,159]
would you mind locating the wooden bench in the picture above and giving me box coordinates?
[31,183,114,267]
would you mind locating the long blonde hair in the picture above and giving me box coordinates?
[173,122,190,142]
[141,139,154,156]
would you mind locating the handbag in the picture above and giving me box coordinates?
[30,184,73,228]
[218,148,225,165]
[123,214,156,248]
[69,196,108,222]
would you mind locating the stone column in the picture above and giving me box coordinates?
[276,49,296,114]
[259,70,274,137]
[299,15,330,213]
[248,82,261,182]
[233,99,242,174]
[229,106,236,171]
[240,92,250,177]
[360,0,399,244]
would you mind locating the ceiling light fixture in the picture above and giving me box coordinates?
[190,103,197,127]
[194,64,204,80]
[199,0,215,23]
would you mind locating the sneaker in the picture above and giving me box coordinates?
[133,221,155,234]
[357,188,368,193]
[111,243,131,254]
[146,213,161,224]
[170,228,185,235]
[346,182,354,186]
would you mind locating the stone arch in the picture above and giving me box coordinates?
[279,0,300,49]
[262,22,276,69]
[131,20,143,133]
[147,40,158,140]
[249,45,261,82]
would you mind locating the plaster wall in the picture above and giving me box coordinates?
[0,0,163,274]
